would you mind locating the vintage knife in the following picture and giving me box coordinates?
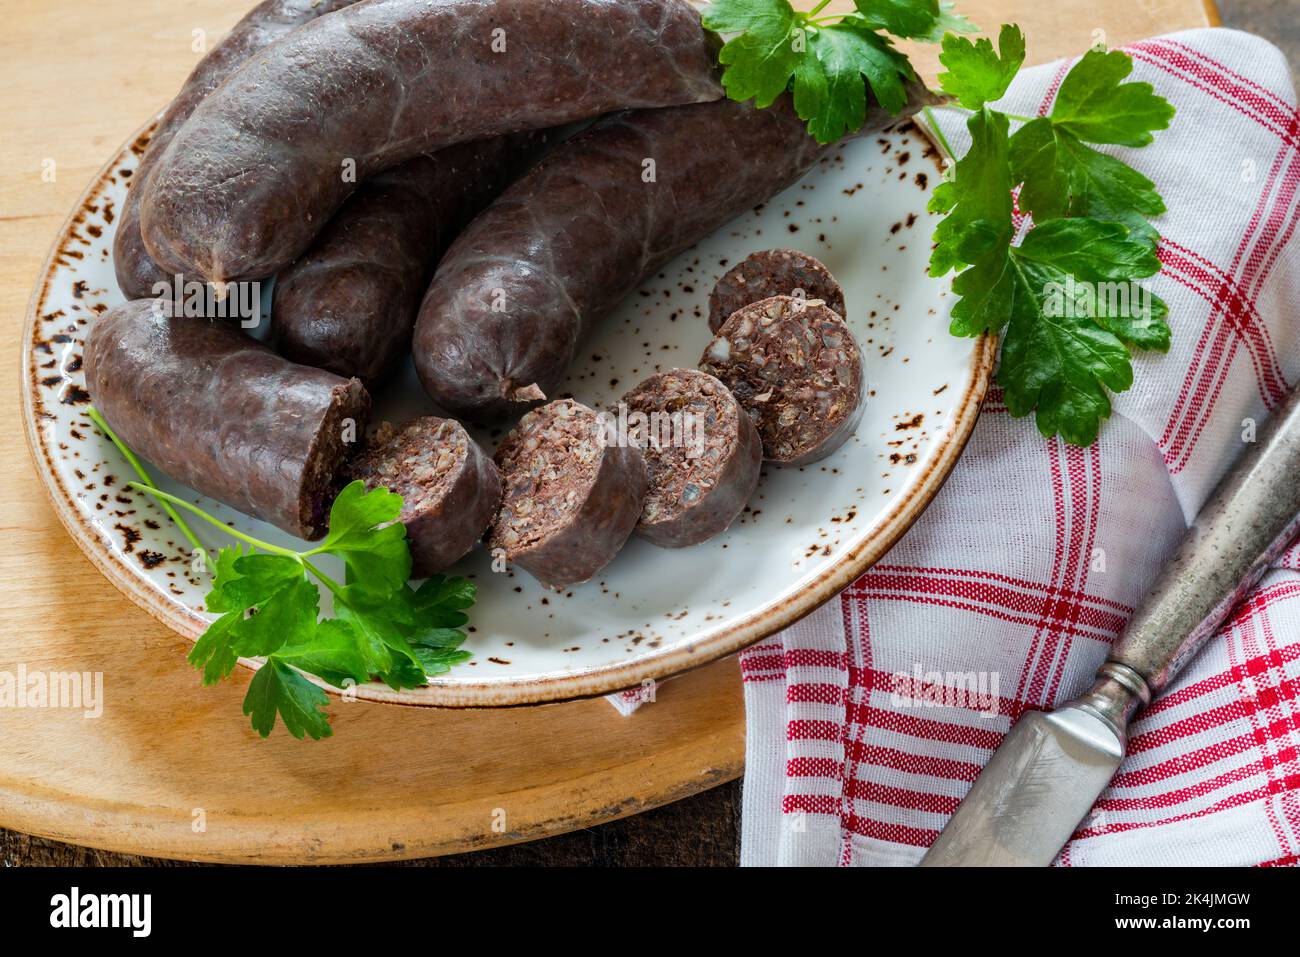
[921,385,1300,866]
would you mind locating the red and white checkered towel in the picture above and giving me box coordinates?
[737,27,1300,866]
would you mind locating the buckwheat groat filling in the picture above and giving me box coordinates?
[347,416,501,577]
[622,369,761,547]
[700,295,865,467]
[488,399,646,588]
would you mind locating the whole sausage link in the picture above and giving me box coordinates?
[139,0,723,283]
[114,0,360,300]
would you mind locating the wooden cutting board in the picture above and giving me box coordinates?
[0,0,1217,863]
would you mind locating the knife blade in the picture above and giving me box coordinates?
[922,385,1300,866]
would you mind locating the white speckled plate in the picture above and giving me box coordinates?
[22,119,993,706]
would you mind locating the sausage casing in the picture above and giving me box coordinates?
[84,299,370,540]
[139,0,723,283]
[271,132,551,386]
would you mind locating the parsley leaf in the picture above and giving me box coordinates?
[997,253,1133,447]
[853,0,973,41]
[1006,50,1171,247]
[1010,117,1166,243]
[702,0,942,143]
[1017,218,1170,350]
[120,478,479,739]
[334,581,430,691]
[970,218,1167,445]
[794,20,913,140]
[705,0,803,107]
[276,620,370,689]
[218,553,319,657]
[847,0,972,42]
[188,607,240,686]
[243,659,333,741]
[937,23,1024,109]
[408,576,476,675]
[920,2,977,42]
[852,0,942,39]
[1049,48,1175,147]
[412,646,474,673]
[311,480,410,593]
[929,107,1013,279]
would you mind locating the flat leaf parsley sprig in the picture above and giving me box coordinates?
[87,406,474,741]
[928,26,1176,444]
[702,0,975,143]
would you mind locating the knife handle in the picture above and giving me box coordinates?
[1108,386,1300,699]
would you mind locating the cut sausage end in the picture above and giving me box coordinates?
[299,378,371,540]
[507,382,547,403]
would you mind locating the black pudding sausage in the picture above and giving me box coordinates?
[700,296,865,467]
[486,399,646,588]
[346,417,502,578]
[138,0,723,283]
[271,132,552,386]
[413,88,931,423]
[622,369,761,548]
[84,299,370,540]
[707,248,846,332]
[114,0,360,299]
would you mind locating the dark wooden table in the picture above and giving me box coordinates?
[3,0,1293,868]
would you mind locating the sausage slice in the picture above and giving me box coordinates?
[707,248,846,332]
[621,369,761,547]
[700,296,865,467]
[84,299,370,540]
[487,399,646,588]
[346,417,502,578]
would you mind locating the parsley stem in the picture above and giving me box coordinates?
[126,483,302,560]
[126,482,348,596]
[921,105,1039,164]
[300,556,344,598]
[945,105,1038,124]
[921,106,958,162]
[88,406,210,569]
